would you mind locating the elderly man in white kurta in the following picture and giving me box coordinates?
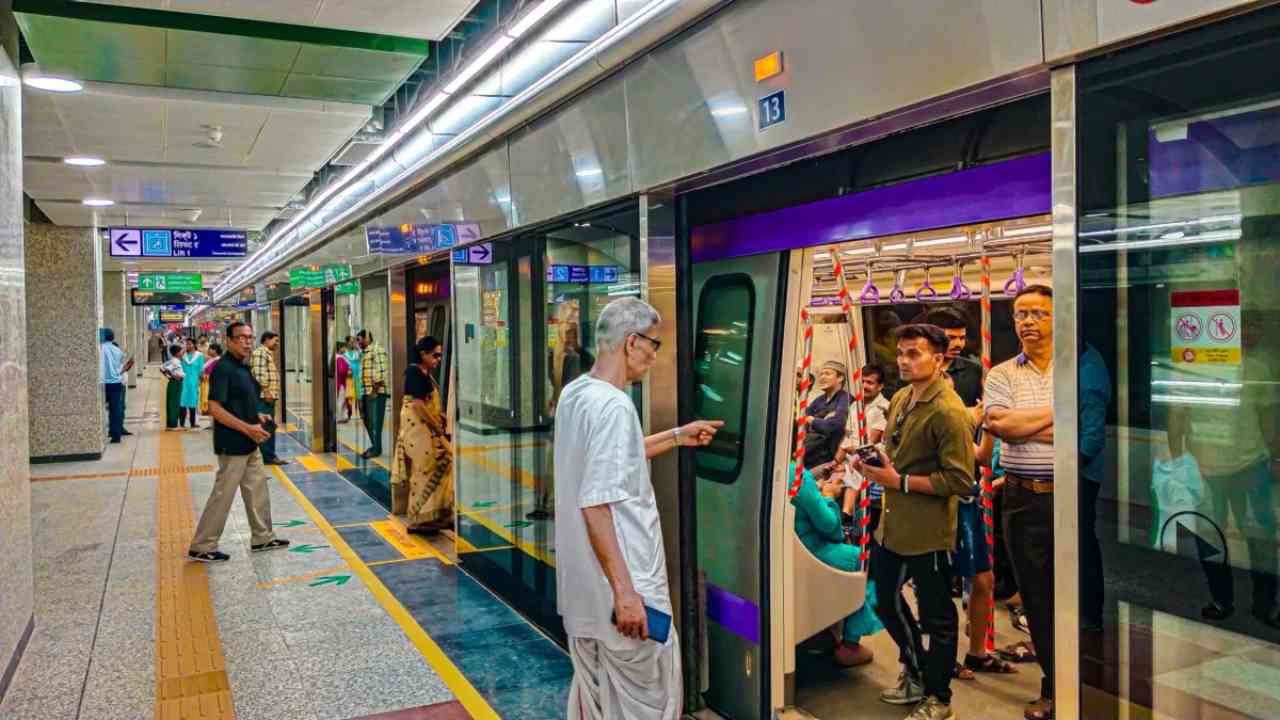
[554,297,722,720]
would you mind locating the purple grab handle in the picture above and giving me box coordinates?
[915,276,937,302]
[1003,268,1025,296]
[859,278,880,304]
[950,273,972,300]
[889,284,906,303]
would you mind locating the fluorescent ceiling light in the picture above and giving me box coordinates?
[21,64,82,93]
[444,35,514,95]
[403,93,448,132]
[1001,225,1051,238]
[509,0,569,37]
[64,156,106,167]
[82,198,114,207]
[710,105,748,117]
[914,235,968,248]
[575,167,603,178]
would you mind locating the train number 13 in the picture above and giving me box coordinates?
[757,90,786,130]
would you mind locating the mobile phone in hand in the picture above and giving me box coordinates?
[610,605,672,643]
[855,444,884,468]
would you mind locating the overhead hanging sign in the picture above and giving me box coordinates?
[138,273,202,292]
[109,228,247,259]
[546,265,620,283]
[1171,289,1241,365]
[335,279,360,296]
[365,222,482,255]
[131,289,212,306]
[289,264,352,289]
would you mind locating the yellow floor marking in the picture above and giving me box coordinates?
[459,506,557,568]
[366,557,415,567]
[255,565,347,590]
[155,406,235,719]
[269,466,500,720]
[338,438,392,471]
[370,519,451,564]
[334,455,356,471]
[283,423,299,432]
[295,454,331,473]
[32,470,130,482]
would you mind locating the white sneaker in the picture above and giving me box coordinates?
[880,671,925,705]
[905,697,955,720]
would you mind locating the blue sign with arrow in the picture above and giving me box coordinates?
[109,227,246,259]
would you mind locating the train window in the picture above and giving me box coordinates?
[693,274,755,482]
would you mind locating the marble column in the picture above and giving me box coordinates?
[24,223,106,462]
[102,269,127,362]
[0,46,34,703]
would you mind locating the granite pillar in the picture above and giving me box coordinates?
[0,45,34,704]
[24,223,105,462]
[102,269,127,360]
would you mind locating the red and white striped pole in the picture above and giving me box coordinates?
[789,308,814,498]
[828,247,872,569]
[979,250,997,653]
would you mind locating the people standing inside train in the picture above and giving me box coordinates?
[161,344,185,431]
[392,336,454,536]
[179,338,205,429]
[983,286,1056,720]
[838,364,893,528]
[358,329,390,459]
[251,331,288,466]
[852,323,975,720]
[925,308,984,420]
[803,360,852,469]
[554,297,722,720]
[333,341,353,424]
[188,321,289,563]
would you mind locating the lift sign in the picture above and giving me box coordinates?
[758,90,785,131]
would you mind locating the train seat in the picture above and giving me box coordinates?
[786,503,868,646]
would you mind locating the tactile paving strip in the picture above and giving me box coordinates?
[154,428,235,719]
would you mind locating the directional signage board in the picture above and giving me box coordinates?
[335,279,360,296]
[109,228,247,259]
[467,243,493,265]
[131,289,212,306]
[289,264,353,289]
[138,273,202,292]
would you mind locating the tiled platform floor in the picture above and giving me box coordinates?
[2,370,570,720]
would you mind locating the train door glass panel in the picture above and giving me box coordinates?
[1076,9,1280,719]
[359,274,391,460]
[283,298,312,447]
[692,254,784,720]
[331,287,362,457]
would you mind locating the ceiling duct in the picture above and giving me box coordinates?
[330,138,386,166]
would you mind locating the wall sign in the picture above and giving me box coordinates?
[335,279,361,296]
[289,264,353,289]
[138,273,202,292]
[758,90,786,131]
[366,222,482,255]
[109,228,247,258]
[1171,289,1241,365]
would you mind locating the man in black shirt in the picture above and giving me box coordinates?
[925,308,983,413]
[188,321,290,562]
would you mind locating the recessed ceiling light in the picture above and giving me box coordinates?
[64,156,106,167]
[82,198,114,207]
[21,63,83,93]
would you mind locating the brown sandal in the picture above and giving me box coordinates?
[965,653,1018,674]
[1025,697,1054,720]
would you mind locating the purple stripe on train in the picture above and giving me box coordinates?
[706,582,760,645]
[690,153,1051,264]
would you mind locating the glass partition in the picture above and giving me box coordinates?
[1077,8,1280,718]
[452,202,641,638]
[282,298,312,447]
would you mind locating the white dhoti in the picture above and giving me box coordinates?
[567,630,682,720]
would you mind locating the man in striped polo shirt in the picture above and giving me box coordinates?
[984,285,1055,720]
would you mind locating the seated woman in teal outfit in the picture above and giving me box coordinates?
[790,462,883,667]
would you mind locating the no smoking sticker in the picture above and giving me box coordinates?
[1171,289,1241,365]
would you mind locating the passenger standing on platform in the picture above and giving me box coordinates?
[852,323,975,720]
[251,331,288,466]
[100,328,133,444]
[357,329,390,459]
[555,297,722,720]
[334,341,353,423]
[188,321,290,563]
[179,338,205,429]
[392,336,454,536]
[344,336,363,409]
[162,345,185,431]
[983,286,1056,720]
[803,360,852,469]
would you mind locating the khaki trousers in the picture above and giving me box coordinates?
[190,452,276,553]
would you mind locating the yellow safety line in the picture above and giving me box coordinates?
[334,455,356,471]
[459,505,557,568]
[295,454,331,473]
[155,396,234,719]
[255,565,347,590]
[338,438,393,471]
[269,466,500,720]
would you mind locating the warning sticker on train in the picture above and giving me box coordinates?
[1170,289,1240,365]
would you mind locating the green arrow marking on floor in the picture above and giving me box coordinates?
[473,500,496,508]
[273,520,306,528]
[288,543,328,554]
[505,520,533,529]
[309,575,351,588]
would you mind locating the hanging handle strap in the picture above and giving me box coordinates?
[915,266,937,302]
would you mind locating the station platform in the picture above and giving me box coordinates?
[1,371,571,720]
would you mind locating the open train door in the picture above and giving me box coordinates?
[689,251,790,719]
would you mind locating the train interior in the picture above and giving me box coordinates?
[786,218,1053,718]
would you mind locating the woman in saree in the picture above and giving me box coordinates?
[198,343,220,418]
[179,338,205,429]
[791,462,883,667]
[343,335,363,417]
[334,341,353,423]
[391,336,454,535]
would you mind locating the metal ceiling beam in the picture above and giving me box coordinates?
[12,0,431,54]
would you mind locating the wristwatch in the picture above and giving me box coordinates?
[673,426,682,444]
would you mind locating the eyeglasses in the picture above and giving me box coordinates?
[1013,310,1052,322]
[431,352,443,359]
[231,334,254,342]
[632,332,662,352]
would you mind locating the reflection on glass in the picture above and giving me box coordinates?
[1077,10,1280,718]
[693,275,754,481]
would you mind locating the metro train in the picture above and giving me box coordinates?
[205,3,1280,718]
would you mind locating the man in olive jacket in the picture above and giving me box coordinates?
[853,323,975,720]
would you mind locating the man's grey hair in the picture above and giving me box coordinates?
[595,297,660,353]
